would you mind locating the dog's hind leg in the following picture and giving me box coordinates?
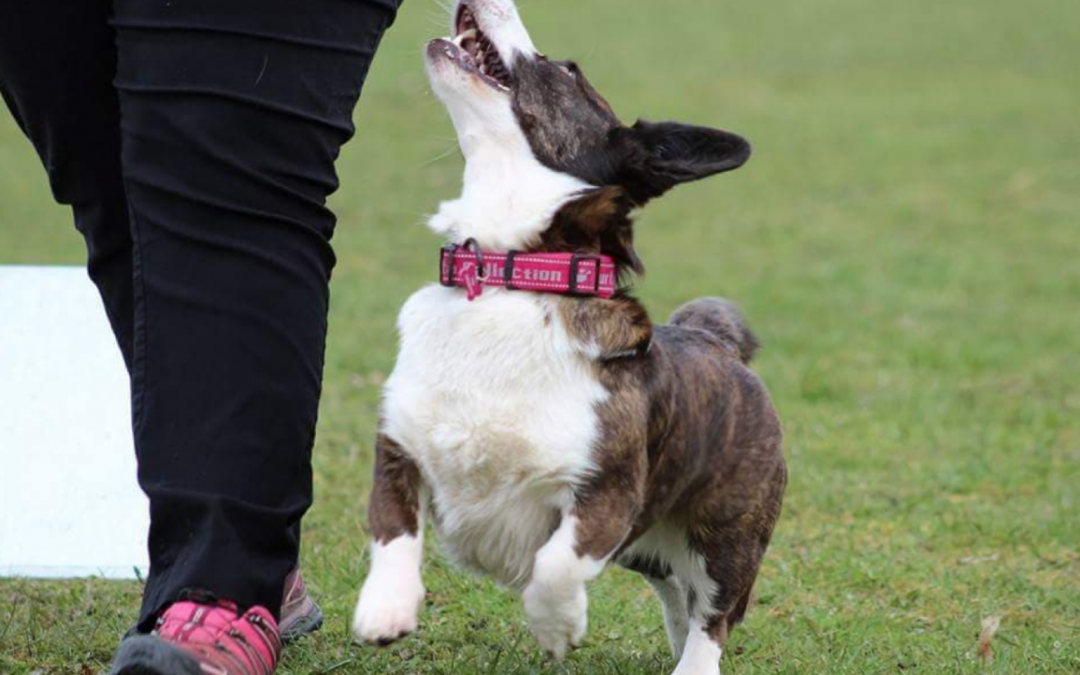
[673,441,786,674]
[648,575,690,658]
[665,556,745,675]
[352,433,427,646]
[620,555,689,658]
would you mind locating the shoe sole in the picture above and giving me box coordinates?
[110,636,202,675]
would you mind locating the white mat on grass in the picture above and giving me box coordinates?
[0,265,148,579]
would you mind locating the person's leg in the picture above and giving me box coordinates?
[2,0,331,634]
[0,0,135,368]
[108,0,404,630]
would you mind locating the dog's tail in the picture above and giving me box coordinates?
[668,297,760,364]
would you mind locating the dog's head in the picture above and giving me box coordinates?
[425,0,750,274]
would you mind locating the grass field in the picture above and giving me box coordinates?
[2,0,1079,673]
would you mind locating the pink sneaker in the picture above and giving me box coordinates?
[110,593,281,675]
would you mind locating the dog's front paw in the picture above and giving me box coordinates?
[522,577,588,659]
[351,570,425,645]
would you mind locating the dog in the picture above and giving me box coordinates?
[351,1,786,673]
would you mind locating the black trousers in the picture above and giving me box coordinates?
[0,0,402,630]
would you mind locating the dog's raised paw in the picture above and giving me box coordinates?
[522,578,588,659]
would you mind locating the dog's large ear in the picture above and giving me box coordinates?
[615,120,751,204]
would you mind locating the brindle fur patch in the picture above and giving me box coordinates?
[368,433,423,544]
[569,360,650,560]
[536,187,643,278]
[537,177,785,641]
[563,295,786,645]
[559,294,652,360]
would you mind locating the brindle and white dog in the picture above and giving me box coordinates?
[351,1,786,673]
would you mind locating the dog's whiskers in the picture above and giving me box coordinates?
[426,0,456,21]
[420,144,461,168]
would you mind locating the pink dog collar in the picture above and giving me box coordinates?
[440,239,618,301]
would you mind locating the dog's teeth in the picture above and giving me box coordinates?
[453,30,478,47]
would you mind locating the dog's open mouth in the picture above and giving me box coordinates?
[442,3,513,91]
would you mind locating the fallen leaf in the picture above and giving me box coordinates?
[977,615,1002,664]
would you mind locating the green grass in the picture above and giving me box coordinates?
[2,0,1079,672]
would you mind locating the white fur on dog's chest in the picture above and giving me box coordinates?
[381,285,607,587]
